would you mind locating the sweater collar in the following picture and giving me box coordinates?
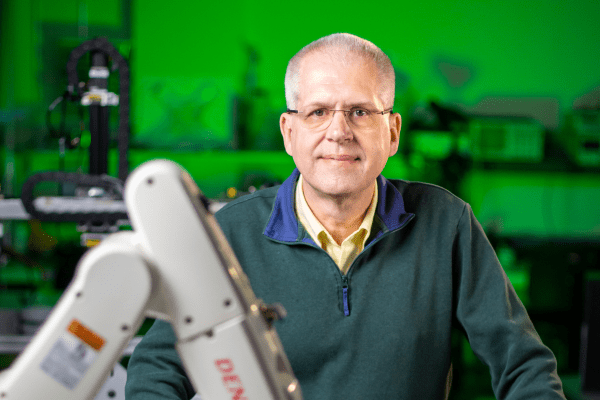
[263,168,414,243]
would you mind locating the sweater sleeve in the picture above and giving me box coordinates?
[453,204,566,399]
[125,319,196,400]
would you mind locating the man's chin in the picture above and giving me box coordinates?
[312,179,372,200]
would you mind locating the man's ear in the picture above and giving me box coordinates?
[280,112,294,156]
[388,112,401,157]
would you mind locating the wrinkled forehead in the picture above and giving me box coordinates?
[296,51,384,108]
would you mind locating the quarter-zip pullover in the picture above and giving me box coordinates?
[125,169,565,400]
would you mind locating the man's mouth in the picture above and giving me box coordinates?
[322,155,360,161]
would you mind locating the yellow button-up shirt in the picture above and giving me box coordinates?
[295,175,378,275]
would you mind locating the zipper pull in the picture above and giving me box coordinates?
[342,276,350,316]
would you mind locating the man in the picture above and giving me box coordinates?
[125,33,565,399]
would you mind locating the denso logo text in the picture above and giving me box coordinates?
[215,358,248,400]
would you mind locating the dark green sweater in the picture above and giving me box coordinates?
[125,170,565,399]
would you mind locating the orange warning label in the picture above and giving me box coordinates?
[67,319,105,351]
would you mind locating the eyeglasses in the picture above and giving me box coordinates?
[287,107,393,131]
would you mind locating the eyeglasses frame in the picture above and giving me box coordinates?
[286,107,394,130]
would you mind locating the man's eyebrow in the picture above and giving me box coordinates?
[302,101,378,109]
[302,101,332,109]
[347,101,378,109]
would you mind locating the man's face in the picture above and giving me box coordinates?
[280,51,401,201]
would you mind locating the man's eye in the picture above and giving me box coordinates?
[351,109,369,117]
[309,109,327,117]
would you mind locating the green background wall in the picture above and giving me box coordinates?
[131,0,600,148]
[2,0,599,150]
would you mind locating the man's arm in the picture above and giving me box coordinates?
[453,204,566,399]
[125,319,196,400]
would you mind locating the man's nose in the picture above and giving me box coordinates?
[326,110,353,142]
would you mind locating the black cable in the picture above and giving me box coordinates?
[46,94,65,139]
[21,171,127,224]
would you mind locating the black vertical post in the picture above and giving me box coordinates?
[89,105,109,175]
[88,50,109,176]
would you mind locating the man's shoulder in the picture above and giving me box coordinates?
[215,185,280,224]
[385,178,467,215]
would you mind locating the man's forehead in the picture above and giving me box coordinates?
[299,50,374,76]
[299,89,378,108]
[296,51,383,107]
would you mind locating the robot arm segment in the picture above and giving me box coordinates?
[125,160,301,400]
[0,232,152,399]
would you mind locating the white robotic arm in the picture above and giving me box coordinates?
[0,160,302,400]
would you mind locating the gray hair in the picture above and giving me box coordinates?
[284,33,395,109]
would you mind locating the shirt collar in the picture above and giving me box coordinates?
[295,175,378,248]
[263,169,414,243]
